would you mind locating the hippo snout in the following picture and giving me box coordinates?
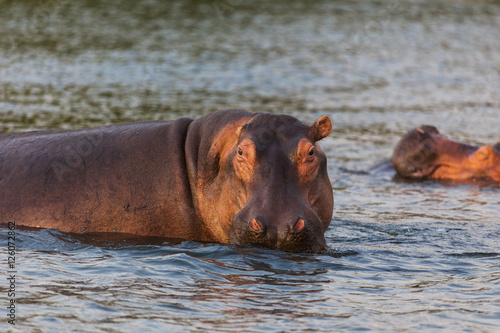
[229,214,328,253]
[248,216,304,233]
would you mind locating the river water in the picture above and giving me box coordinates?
[1,0,499,332]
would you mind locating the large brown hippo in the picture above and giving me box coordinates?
[391,125,500,182]
[0,110,333,253]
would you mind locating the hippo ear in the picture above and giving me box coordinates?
[493,141,500,153]
[310,116,332,141]
[417,125,440,135]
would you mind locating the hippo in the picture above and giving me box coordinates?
[0,110,333,253]
[390,125,500,182]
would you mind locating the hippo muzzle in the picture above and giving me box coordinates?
[229,197,328,253]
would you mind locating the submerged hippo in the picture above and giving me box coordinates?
[0,110,333,253]
[391,125,500,182]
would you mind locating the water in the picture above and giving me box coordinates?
[1,0,500,331]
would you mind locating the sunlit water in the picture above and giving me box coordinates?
[1,0,499,332]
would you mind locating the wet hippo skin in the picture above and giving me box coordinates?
[391,125,500,182]
[0,110,333,253]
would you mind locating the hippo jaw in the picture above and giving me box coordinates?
[229,221,328,254]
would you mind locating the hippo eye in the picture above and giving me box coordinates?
[306,146,315,161]
[238,147,243,156]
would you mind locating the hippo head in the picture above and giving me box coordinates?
[227,114,333,253]
[392,125,500,181]
[186,110,333,253]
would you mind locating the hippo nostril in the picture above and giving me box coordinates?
[293,218,305,232]
[249,218,263,232]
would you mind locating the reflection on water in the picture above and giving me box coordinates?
[1,0,500,332]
